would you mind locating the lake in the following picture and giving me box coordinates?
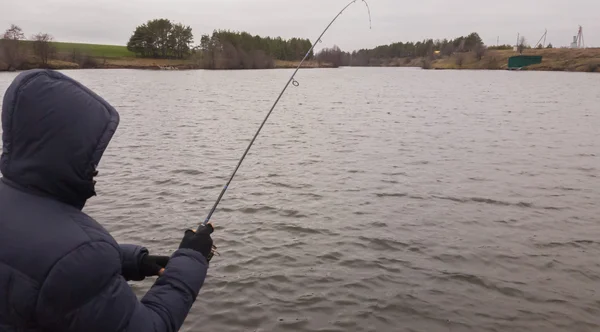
[0,68,599,332]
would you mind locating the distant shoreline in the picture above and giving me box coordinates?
[0,40,338,72]
[426,48,600,72]
[2,47,598,73]
[0,58,336,71]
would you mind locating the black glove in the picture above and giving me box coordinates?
[179,224,215,262]
[140,254,170,277]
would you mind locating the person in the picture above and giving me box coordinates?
[0,69,215,332]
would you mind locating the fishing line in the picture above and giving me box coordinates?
[198,0,372,232]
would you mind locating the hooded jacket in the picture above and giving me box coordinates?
[0,69,208,332]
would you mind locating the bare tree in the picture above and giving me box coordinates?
[218,42,240,69]
[251,50,273,69]
[474,43,486,61]
[517,37,527,54]
[455,52,466,67]
[32,33,54,66]
[316,45,343,67]
[0,24,26,70]
[3,24,25,40]
[421,57,432,69]
[458,39,466,52]
[237,46,253,69]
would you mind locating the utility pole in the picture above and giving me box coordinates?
[534,29,548,48]
[543,29,547,48]
[577,26,585,48]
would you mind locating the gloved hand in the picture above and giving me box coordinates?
[140,254,170,277]
[179,223,216,262]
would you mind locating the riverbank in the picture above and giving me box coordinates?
[0,57,334,71]
[0,41,336,71]
[428,48,600,72]
[2,42,598,72]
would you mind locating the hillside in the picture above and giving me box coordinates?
[51,41,135,58]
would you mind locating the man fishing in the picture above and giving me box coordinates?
[0,69,214,332]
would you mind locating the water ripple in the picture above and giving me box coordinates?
[2,68,595,332]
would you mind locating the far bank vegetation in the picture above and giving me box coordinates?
[0,24,104,70]
[318,32,504,70]
[1,22,599,72]
[0,20,323,71]
[318,31,599,72]
[0,24,55,71]
[126,19,317,69]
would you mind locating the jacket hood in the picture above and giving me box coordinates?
[1,69,119,209]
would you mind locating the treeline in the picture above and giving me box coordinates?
[197,30,313,69]
[315,32,559,67]
[316,32,487,67]
[127,19,193,59]
[124,19,316,69]
[3,23,564,72]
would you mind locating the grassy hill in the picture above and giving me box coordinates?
[50,41,135,58]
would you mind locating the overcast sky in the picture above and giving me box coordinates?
[3,0,598,51]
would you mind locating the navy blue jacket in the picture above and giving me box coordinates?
[0,69,208,332]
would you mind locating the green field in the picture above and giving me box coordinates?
[50,41,135,58]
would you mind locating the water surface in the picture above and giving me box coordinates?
[1,68,599,332]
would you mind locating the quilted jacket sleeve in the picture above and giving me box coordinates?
[36,241,208,332]
[119,244,149,281]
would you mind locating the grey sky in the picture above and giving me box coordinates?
[3,0,598,51]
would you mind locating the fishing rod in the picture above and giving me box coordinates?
[198,0,372,232]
